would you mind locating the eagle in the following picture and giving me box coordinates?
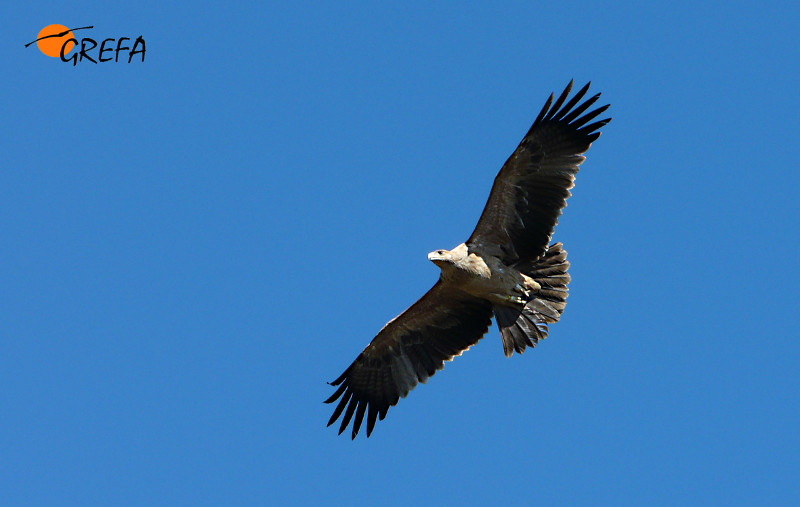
[326,81,611,438]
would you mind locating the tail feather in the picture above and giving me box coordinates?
[495,242,570,357]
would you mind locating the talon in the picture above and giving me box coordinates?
[506,295,526,304]
[513,283,531,297]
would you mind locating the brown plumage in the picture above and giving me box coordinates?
[326,81,611,438]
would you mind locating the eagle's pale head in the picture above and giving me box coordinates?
[427,249,452,267]
[427,243,468,268]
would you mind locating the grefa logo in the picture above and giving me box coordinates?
[25,25,145,66]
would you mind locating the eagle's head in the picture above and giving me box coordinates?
[427,249,452,267]
[428,244,467,268]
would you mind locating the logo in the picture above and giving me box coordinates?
[25,25,145,66]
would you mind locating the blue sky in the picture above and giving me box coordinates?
[3,1,799,504]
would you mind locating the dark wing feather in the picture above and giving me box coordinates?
[466,81,611,264]
[325,281,492,439]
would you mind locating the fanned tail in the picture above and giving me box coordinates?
[494,242,570,357]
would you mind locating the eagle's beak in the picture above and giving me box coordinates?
[428,250,448,263]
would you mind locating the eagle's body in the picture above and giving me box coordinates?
[326,81,611,438]
[430,243,535,305]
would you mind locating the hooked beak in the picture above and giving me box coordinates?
[428,250,447,263]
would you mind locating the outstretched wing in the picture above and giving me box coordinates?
[325,281,493,439]
[467,81,611,264]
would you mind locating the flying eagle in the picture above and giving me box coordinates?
[326,81,611,438]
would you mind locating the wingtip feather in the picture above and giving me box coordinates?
[327,390,352,427]
[324,382,347,404]
[351,400,367,439]
[547,80,574,120]
[533,92,555,127]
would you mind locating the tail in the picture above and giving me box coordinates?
[494,242,570,357]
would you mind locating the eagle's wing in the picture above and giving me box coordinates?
[467,81,611,264]
[325,281,493,439]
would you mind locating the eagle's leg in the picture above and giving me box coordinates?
[513,283,531,298]
[496,293,527,305]
[500,280,539,305]
[518,275,541,294]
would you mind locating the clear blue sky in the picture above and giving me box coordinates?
[3,1,799,505]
